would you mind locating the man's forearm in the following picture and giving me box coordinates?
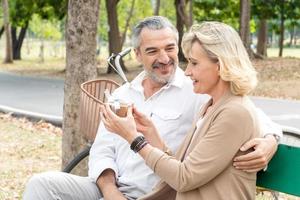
[97,169,127,200]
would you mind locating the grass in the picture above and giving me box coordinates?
[0,114,62,200]
[252,57,300,100]
[267,47,300,58]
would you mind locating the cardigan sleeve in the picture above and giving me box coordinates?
[145,104,258,192]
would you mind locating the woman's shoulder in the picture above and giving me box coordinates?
[216,96,256,121]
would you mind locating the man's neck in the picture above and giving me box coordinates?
[142,78,166,99]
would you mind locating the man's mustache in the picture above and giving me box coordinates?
[152,59,174,69]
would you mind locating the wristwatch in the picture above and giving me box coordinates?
[265,134,280,144]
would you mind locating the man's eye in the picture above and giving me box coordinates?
[166,47,174,52]
[146,51,156,55]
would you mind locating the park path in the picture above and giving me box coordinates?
[0,72,299,129]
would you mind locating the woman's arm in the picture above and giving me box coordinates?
[140,106,256,192]
[101,103,255,192]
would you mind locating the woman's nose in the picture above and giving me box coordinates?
[184,64,191,76]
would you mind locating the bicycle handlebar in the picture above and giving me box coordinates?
[118,47,131,57]
[107,48,131,83]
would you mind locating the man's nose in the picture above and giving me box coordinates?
[157,51,170,64]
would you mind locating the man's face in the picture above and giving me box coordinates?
[135,27,179,84]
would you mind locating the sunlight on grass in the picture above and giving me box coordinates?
[0,115,61,200]
[267,48,300,58]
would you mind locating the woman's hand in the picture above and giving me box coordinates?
[100,104,138,144]
[132,107,156,136]
[133,107,165,150]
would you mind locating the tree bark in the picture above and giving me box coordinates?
[294,28,298,46]
[0,26,4,38]
[11,23,28,60]
[153,0,160,15]
[120,0,135,47]
[256,19,268,57]
[2,0,13,63]
[278,0,284,57]
[175,0,187,62]
[39,39,45,63]
[289,25,294,47]
[239,0,253,58]
[105,0,127,73]
[64,0,99,175]
[188,0,193,27]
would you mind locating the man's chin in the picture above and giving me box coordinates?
[146,66,176,84]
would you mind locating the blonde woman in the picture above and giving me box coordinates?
[101,22,261,200]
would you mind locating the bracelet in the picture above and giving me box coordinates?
[130,135,148,153]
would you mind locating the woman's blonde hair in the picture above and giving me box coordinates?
[182,21,257,96]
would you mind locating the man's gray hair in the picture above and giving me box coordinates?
[132,16,179,48]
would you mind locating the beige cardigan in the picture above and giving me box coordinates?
[139,91,261,200]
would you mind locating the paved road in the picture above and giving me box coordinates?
[0,72,63,125]
[0,72,299,129]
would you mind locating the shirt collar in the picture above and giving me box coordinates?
[130,67,185,91]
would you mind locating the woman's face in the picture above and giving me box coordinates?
[184,42,220,95]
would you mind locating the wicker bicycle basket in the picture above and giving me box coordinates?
[79,79,120,141]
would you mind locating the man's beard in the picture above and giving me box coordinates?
[145,60,177,85]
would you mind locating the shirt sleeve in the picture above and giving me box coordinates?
[255,107,282,138]
[145,105,256,192]
[88,122,119,182]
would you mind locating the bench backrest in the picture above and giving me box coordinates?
[256,143,300,197]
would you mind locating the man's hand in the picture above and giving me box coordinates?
[233,135,278,172]
[97,169,127,200]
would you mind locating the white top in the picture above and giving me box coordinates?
[88,68,206,199]
[88,68,282,199]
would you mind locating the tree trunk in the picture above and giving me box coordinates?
[64,0,99,175]
[294,28,298,46]
[0,26,4,38]
[278,1,284,57]
[289,25,294,47]
[239,0,253,58]
[11,23,28,60]
[153,0,160,15]
[2,0,13,63]
[188,0,193,27]
[106,0,127,73]
[120,0,135,47]
[175,0,187,62]
[39,39,44,63]
[256,19,268,57]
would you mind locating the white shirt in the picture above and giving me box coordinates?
[88,68,206,198]
[88,68,282,199]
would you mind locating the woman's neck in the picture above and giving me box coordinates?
[209,81,230,107]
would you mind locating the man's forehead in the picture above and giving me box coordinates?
[139,28,177,49]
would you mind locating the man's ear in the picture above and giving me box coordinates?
[134,48,142,63]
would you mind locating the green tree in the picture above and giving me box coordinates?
[29,14,62,62]
[252,0,276,57]
[193,0,240,28]
[9,0,67,59]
